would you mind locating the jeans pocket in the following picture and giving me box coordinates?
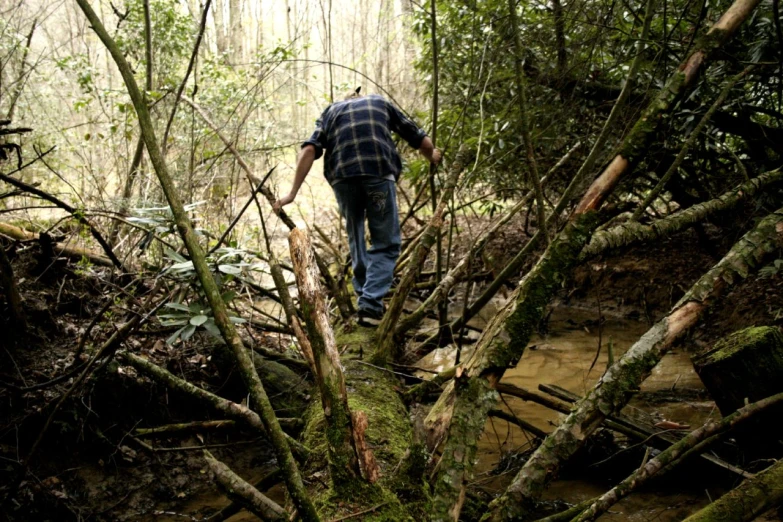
[368,189,388,216]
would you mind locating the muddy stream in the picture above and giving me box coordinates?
[416,304,725,521]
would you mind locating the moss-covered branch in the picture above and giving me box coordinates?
[425,212,601,522]
[681,458,783,522]
[486,206,783,521]
[580,168,783,259]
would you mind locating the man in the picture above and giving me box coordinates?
[274,92,441,326]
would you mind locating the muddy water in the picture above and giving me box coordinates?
[416,304,729,521]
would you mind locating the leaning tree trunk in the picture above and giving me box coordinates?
[73,3,319,519]
[485,206,783,521]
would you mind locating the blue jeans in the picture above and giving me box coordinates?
[332,177,401,314]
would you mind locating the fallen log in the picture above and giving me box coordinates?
[204,449,287,521]
[681,458,783,522]
[289,228,364,485]
[0,221,113,267]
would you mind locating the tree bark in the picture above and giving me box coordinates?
[580,168,783,259]
[74,3,318,519]
[289,228,363,485]
[693,326,783,416]
[486,205,783,521]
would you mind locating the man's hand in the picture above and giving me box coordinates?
[419,137,441,165]
[273,193,295,212]
[431,148,442,165]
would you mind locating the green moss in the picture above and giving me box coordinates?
[699,326,783,364]
[300,359,427,519]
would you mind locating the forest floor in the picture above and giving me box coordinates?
[2,208,783,521]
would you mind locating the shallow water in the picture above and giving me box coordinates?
[416,304,734,521]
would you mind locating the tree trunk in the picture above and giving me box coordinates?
[693,326,783,416]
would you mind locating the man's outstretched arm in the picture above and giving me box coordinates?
[273,144,316,211]
[418,136,441,165]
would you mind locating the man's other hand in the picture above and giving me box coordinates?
[273,193,295,212]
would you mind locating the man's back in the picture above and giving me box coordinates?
[303,94,426,184]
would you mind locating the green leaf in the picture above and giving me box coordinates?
[164,303,191,312]
[229,316,246,324]
[166,326,187,345]
[190,315,208,326]
[181,324,197,341]
[218,264,242,275]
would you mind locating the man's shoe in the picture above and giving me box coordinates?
[357,308,384,327]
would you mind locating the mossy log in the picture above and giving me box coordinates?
[681,458,783,522]
[203,449,287,521]
[693,326,783,416]
[580,168,783,260]
[301,328,429,521]
[485,207,783,522]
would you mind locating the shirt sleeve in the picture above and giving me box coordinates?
[302,110,328,160]
[386,99,427,149]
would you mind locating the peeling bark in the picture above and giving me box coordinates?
[486,207,783,521]
[289,228,362,484]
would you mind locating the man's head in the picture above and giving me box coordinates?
[343,86,362,100]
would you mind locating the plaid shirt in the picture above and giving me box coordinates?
[302,94,427,185]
